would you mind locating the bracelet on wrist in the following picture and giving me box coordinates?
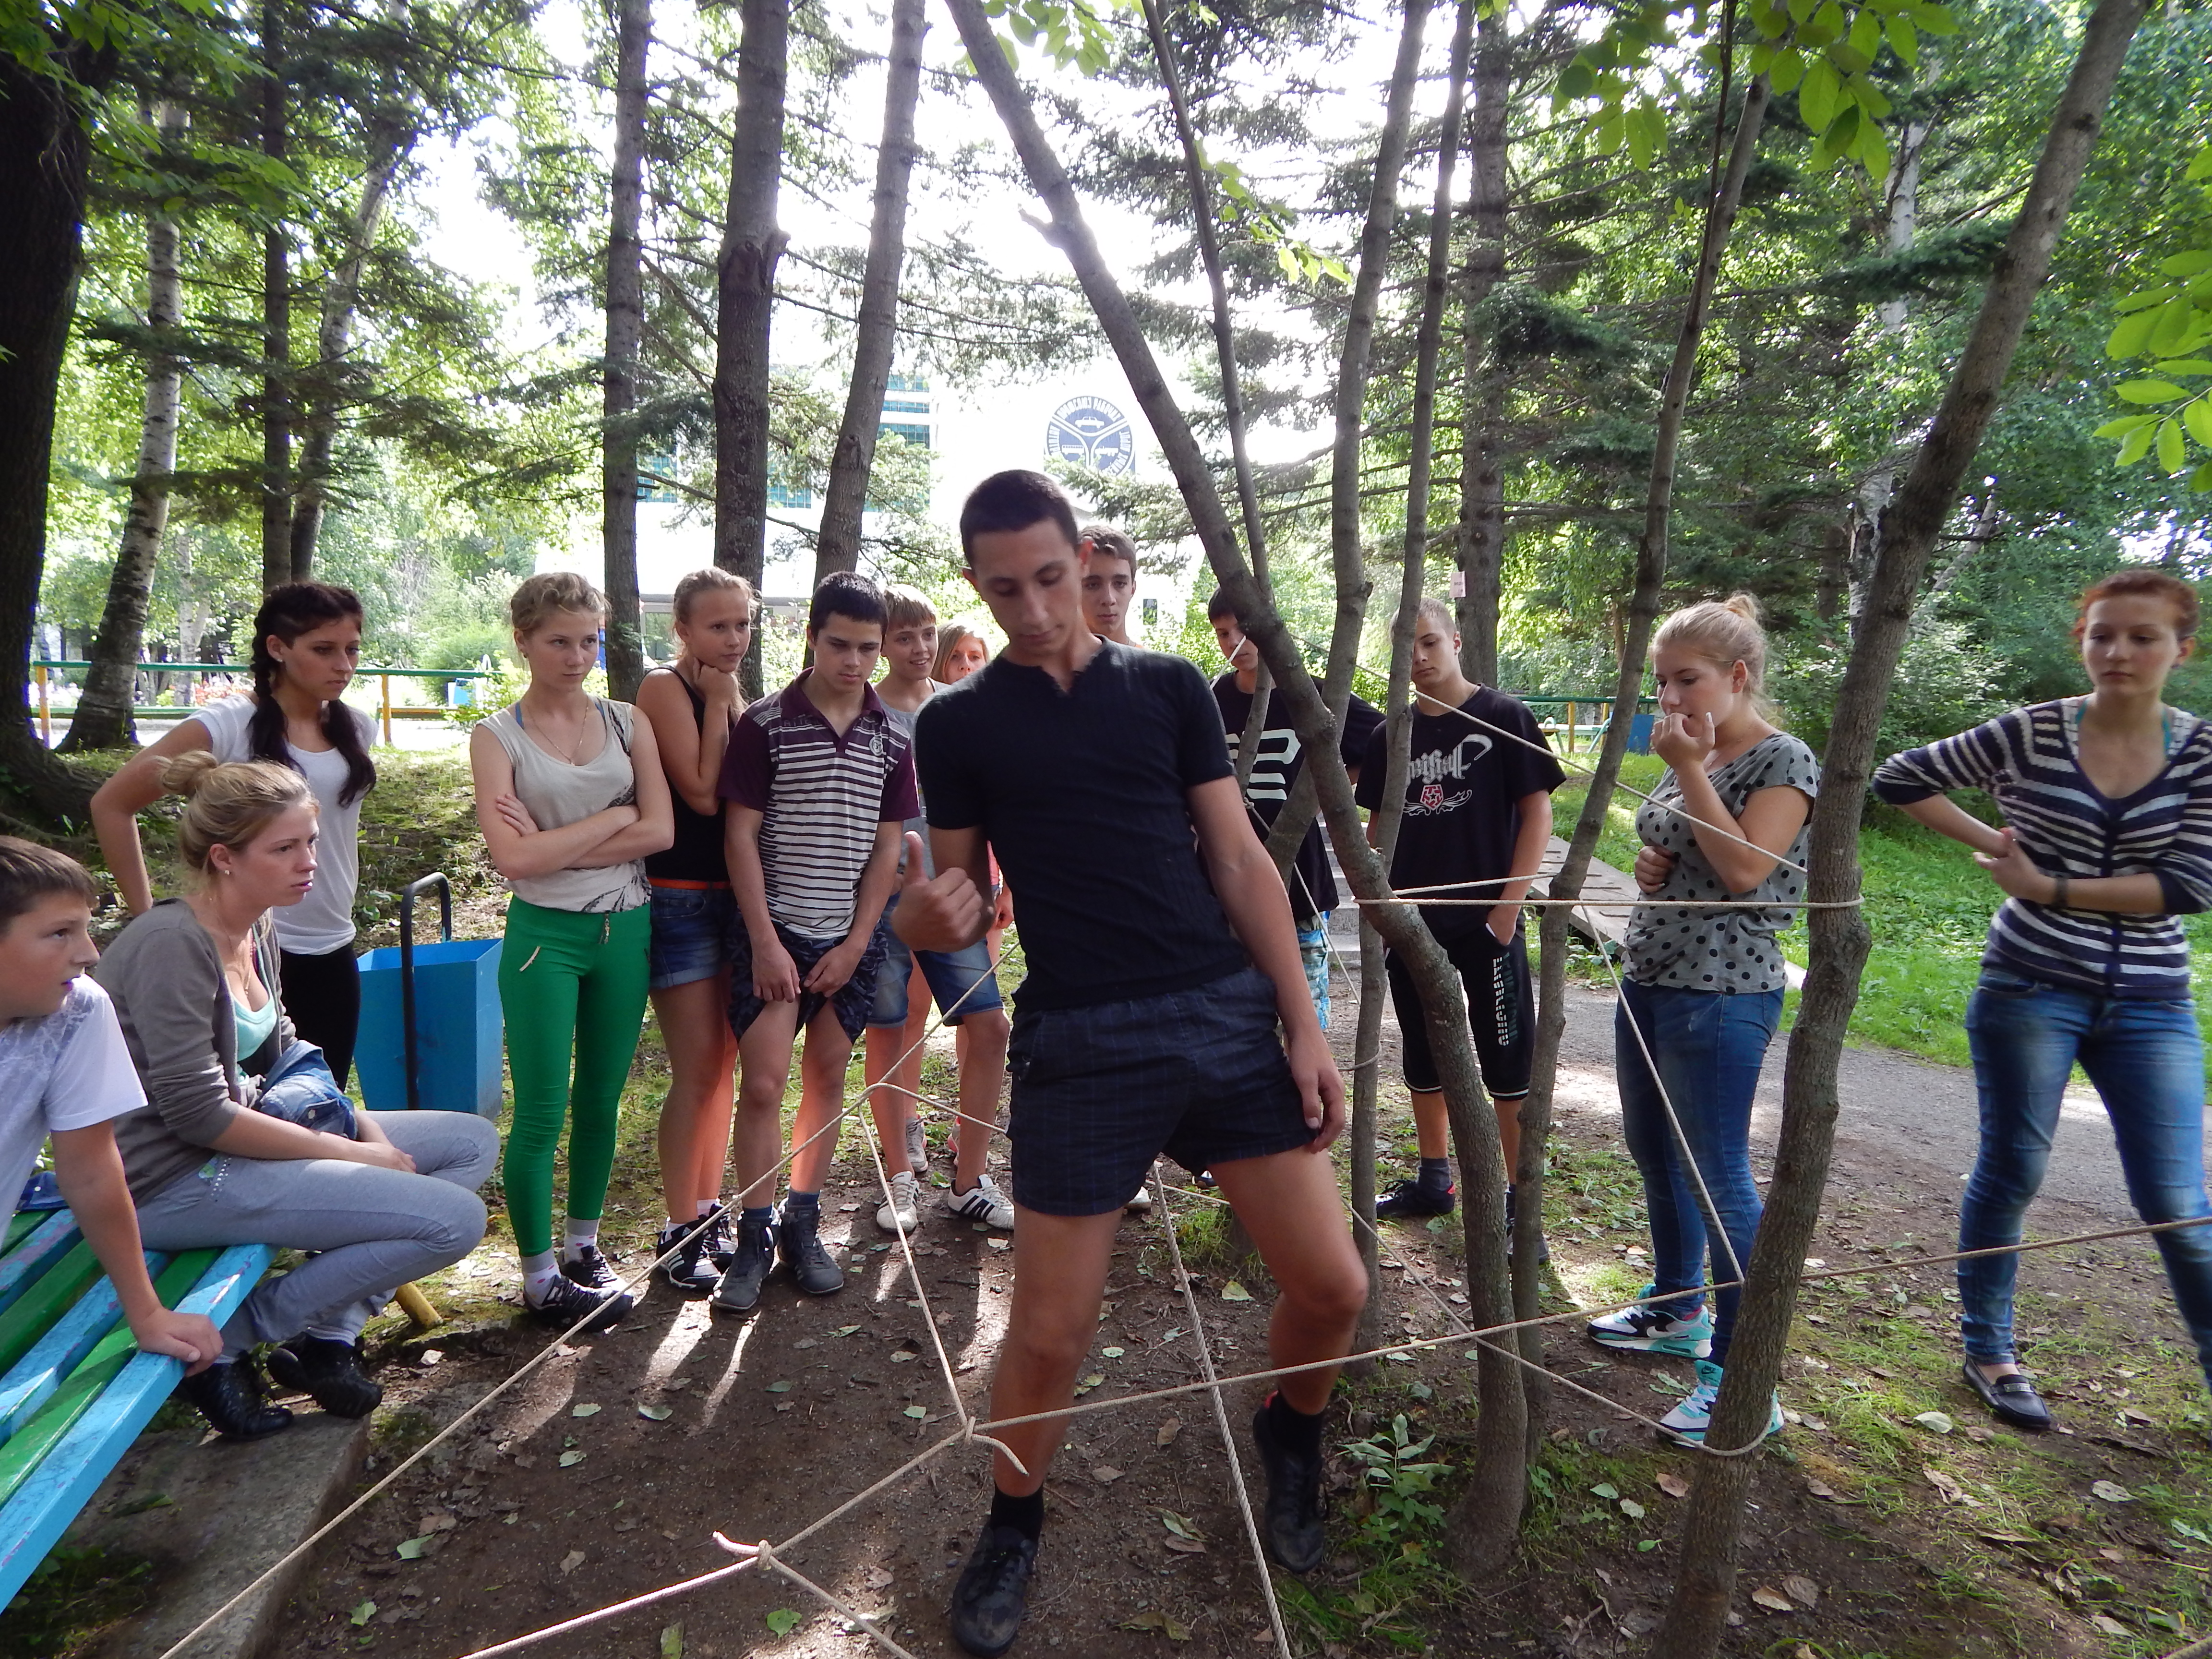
[2052,873,2070,909]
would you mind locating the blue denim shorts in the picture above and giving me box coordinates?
[1005,965,1313,1216]
[867,897,1004,1029]
[649,883,736,991]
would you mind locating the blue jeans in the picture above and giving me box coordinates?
[1961,970,2212,1385]
[1615,980,1781,1366]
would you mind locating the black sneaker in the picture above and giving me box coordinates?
[778,1205,846,1296]
[949,1523,1039,1657]
[1250,1400,1326,1573]
[711,1214,776,1314]
[1504,1186,1550,1265]
[561,1243,623,1291]
[699,1202,735,1271]
[1375,1177,1455,1220]
[178,1356,293,1441]
[529,1268,633,1332]
[657,1223,721,1296]
[266,1335,382,1418]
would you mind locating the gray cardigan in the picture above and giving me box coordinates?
[97,900,296,1205]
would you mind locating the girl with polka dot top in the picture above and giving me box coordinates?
[1583,595,1819,1445]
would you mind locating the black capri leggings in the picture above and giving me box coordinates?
[1383,927,1536,1100]
[280,944,363,1091]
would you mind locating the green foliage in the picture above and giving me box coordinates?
[2096,144,2212,489]
[1340,1414,1453,1549]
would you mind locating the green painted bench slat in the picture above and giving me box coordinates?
[0,1253,170,1447]
[0,1245,267,1610]
[0,1214,79,1316]
[0,1242,102,1376]
[2,1214,40,1255]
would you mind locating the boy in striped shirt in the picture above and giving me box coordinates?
[712,572,919,1312]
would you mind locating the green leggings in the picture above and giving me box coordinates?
[498,897,652,1257]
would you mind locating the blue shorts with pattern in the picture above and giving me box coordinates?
[1005,965,1314,1216]
[727,918,887,1045]
[867,895,1004,1028]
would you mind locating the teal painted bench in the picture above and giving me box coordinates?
[0,1208,270,1608]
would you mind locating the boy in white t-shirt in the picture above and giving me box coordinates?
[0,839,221,1370]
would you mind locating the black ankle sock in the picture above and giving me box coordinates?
[1418,1157,1452,1192]
[1265,1391,1325,1459]
[988,1486,1045,1541]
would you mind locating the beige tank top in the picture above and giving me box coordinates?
[484,699,651,914]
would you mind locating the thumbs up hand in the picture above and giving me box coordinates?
[892,831,992,953]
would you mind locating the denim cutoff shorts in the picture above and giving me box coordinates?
[649,882,737,991]
[867,894,1004,1029]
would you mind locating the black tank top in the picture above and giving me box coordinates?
[643,671,732,884]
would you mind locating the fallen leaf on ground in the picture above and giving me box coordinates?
[571,1403,601,1418]
[418,1350,443,1367]
[638,1403,674,1421]
[560,1550,586,1575]
[831,1324,862,1338]
[2092,1615,2130,1637]
[1782,1574,1819,1609]
[1923,1467,1966,1504]
[1164,1537,1208,1555]
[903,1405,928,1419]
[1657,1473,1689,1498]
[1220,1282,1253,1302]
[890,1350,916,1363]
[1911,1411,1954,1435]
[765,1608,800,1635]
[1806,1479,1837,1500]
[766,1381,792,1394]
[1160,1511,1202,1540]
[350,1601,378,1627]
[1590,1483,1620,1501]
[1120,1611,1193,1640]
[1092,1466,1124,1484]
[1750,1587,1795,1614]
[1102,1346,1125,1358]
[1156,1418,1182,1447]
[660,1623,684,1658]
[2092,1480,2133,1503]
[865,1567,894,1589]
[395,1538,429,1560]
[559,1450,586,1467]
[1619,1499,1646,1519]
[418,1510,457,1533]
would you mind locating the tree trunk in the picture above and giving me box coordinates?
[715,0,789,702]
[0,48,101,824]
[1455,1,1508,686]
[1654,3,2148,1650]
[602,0,652,702]
[260,0,292,595]
[62,105,186,755]
[813,0,925,586]
[289,118,413,581]
[946,0,1522,1572]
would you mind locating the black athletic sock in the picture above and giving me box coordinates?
[1418,1157,1453,1193]
[1265,1391,1325,1460]
[988,1486,1046,1541]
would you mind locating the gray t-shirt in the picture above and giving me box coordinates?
[1623,732,1819,993]
[883,692,933,878]
[484,700,650,915]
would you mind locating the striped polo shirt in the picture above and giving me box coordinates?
[1872,699,2212,999]
[720,673,918,938]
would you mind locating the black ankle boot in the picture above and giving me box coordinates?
[266,1336,383,1418]
[179,1357,294,1440]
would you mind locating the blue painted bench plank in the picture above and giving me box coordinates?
[0,1253,167,1447]
[0,1214,81,1317]
[0,1244,272,1610]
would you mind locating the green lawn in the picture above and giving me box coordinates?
[1553,750,2212,1070]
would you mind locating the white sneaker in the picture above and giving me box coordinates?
[1658,1358,1784,1444]
[944,1176,1015,1230]
[877,1170,920,1234]
[904,1115,928,1177]
[1124,1185,1154,1214]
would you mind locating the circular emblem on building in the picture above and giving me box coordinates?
[1045,395,1136,476]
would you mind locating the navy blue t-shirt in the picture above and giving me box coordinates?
[916,642,1250,1010]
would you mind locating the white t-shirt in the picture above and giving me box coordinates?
[0,979,146,1210]
[193,694,377,955]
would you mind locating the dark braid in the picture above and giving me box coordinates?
[247,583,377,807]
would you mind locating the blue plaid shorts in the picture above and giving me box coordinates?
[1004,965,1314,1216]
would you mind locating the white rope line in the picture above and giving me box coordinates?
[1151,1165,1297,1659]
[721,1536,924,1659]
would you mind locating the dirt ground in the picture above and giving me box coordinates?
[45,990,2212,1659]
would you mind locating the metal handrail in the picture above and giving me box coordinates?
[26,661,493,745]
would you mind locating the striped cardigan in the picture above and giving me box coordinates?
[1872,700,2212,999]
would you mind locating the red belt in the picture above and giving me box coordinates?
[649,878,730,890]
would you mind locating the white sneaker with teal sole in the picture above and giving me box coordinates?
[1587,1285,1715,1358]
[1659,1358,1785,1445]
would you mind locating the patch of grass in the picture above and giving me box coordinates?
[0,1545,158,1659]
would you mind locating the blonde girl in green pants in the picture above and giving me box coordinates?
[471,573,673,1328]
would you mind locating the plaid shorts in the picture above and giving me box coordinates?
[1005,966,1315,1216]
[727,918,888,1044]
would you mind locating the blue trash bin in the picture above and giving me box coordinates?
[1626,711,1657,753]
[357,874,504,1118]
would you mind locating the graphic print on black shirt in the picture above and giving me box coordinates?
[1213,675,1385,923]
[915,642,1250,1011]
[1353,686,1565,944]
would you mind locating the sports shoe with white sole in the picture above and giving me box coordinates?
[905,1115,929,1177]
[1658,1358,1784,1445]
[945,1176,1015,1230]
[878,1169,921,1234]
[1587,1284,1714,1358]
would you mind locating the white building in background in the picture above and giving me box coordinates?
[538,358,1196,647]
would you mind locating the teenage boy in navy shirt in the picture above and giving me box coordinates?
[896,471,1368,1657]
[713,572,917,1313]
[1354,597,1563,1221]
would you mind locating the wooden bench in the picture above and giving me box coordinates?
[0,1208,270,1608]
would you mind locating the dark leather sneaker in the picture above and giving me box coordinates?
[711,1214,777,1314]
[178,1357,294,1441]
[1962,1361,2053,1431]
[700,1202,736,1271]
[778,1205,846,1296]
[1250,1401,1327,1573]
[657,1223,721,1296]
[949,1523,1039,1657]
[266,1336,382,1418]
[560,1244,622,1291]
[529,1267,633,1331]
[1375,1177,1455,1220]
